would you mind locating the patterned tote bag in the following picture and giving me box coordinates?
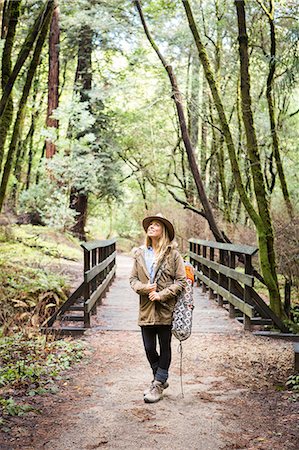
[171,262,194,341]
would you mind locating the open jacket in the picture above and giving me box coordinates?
[129,243,186,326]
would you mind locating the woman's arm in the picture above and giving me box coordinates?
[129,258,156,295]
[158,251,186,302]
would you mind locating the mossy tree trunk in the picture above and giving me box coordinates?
[46,0,59,158]
[182,0,285,318]
[0,2,54,212]
[0,0,21,173]
[10,76,43,206]
[235,0,284,317]
[257,0,294,218]
[1,0,9,39]
[187,50,200,151]
[200,77,208,181]
[0,1,53,120]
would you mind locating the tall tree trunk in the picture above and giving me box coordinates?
[200,76,208,180]
[11,84,41,204]
[1,0,9,39]
[134,0,225,242]
[182,0,285,317]
[187,50,200,150]
[0,2,54,211]
[0,1,53,120]
[70,24,93,240]
[182,0,260,225]
[46,0,59,158]
[0,0,21,173]
[34,143,46,187]
[208,98,219,207]
[235,0,284,317]
[257,0,293,218]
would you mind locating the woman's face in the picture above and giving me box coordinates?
[147,221,163,239]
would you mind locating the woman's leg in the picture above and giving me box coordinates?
[141,326,159,376]
[155,325,172,383]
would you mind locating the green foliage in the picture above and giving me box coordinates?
[0,397,35,417]
[0,334,84,417]
[0,225,81,329]
[0,334,84,388]
[19,178,77,231]
[286,374,299,391]
[29,95,124,225]
[285,306,299,334]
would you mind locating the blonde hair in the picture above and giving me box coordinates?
[145,220,171,265]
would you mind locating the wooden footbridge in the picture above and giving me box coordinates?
[44,238,291,338]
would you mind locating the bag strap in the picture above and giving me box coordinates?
[153,250,169,283]
[178,341,184,398]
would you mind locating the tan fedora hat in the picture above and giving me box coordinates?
[142,213,175,241]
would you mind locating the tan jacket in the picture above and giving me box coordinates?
[129,244,186,326]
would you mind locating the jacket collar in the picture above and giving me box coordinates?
[134,246,150,280]
[133,243,176,280]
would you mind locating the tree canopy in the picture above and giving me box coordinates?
[0,0,298,318]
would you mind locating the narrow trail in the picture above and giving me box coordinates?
[14,254,297,450]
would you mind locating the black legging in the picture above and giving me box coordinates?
[141,325,172,382]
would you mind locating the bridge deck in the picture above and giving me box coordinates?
[92,254,242,334]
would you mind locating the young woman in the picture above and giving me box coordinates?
[129,213,186,403]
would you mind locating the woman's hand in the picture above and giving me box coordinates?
[149,291,161,302]
[144,283,157,294]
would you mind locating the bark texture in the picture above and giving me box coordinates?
[0,0,21,172]
[235,0,284,317]
[181,0,285,317]
[258,0,294,218]
[0,1,53,119]
[46,0,59,158]
[0,2,54,211]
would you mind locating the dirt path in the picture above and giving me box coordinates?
[2,254,298,449]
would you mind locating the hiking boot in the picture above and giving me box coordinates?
[144,380,164,403]
[143,380,169,396]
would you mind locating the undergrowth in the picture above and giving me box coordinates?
[0,224,82,332]
[0,333,85,421]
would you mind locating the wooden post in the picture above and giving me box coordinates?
[284,279,291,318]
[294,344,299,372]
[83,248,91,328]
[196,243,201,287]
[228,251,236,319]
[202,245,207,293]
[244,254,252,331]
[218,249,224,307]
[209,247,215,299]
[91,248,97,314]
[98,246,104,300]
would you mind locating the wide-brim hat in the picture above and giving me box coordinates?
[142,213,175,241]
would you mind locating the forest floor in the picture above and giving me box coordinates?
[0,254,298,450]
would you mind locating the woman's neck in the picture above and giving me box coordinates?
[151,238,160,252]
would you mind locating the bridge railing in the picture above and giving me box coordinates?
[81,238,117,327]
[188,238,288,332]
[45,238,116,334]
